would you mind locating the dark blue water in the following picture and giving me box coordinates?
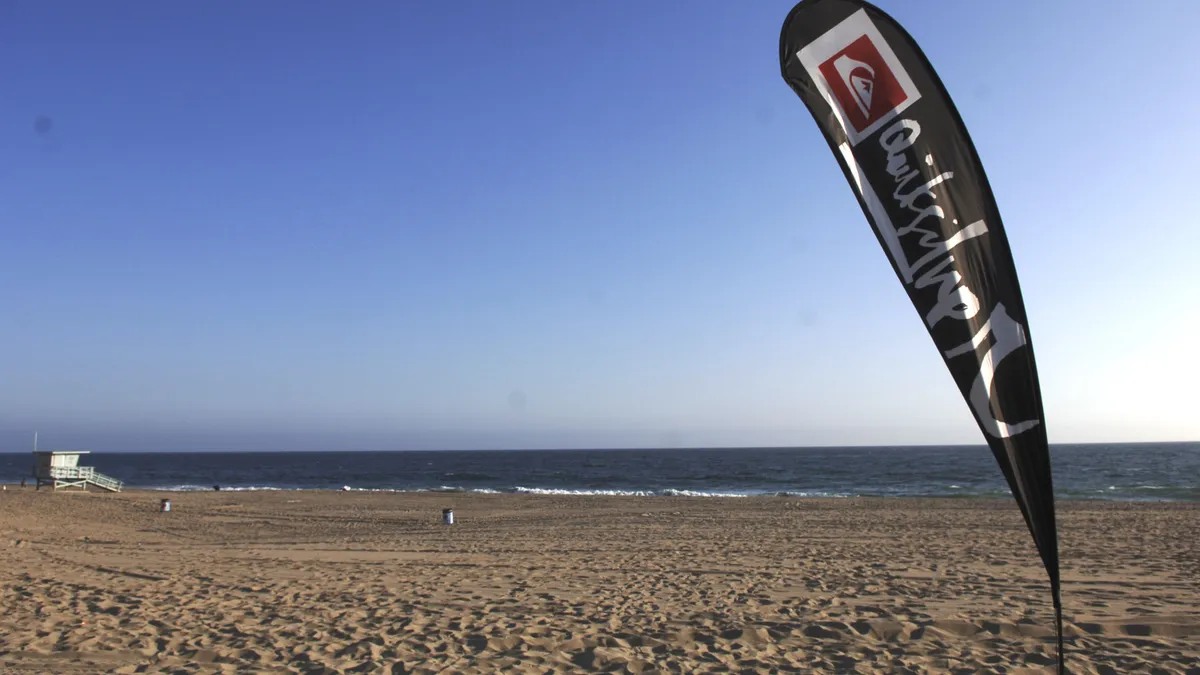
[2,443,1196,501]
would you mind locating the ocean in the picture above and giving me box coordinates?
[1,442,1196,501]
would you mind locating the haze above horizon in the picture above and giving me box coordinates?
[3,1,1197,453]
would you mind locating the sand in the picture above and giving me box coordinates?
[0,488,1196,674]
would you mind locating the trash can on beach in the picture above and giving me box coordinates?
[160,498,171,513]
[442,508,454,525]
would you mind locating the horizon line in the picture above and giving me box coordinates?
[1,440,1195,455]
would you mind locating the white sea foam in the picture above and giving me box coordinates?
[514,486,754,498]
[339,486,403,493]
[152,484,851,497]
[515,486,657,496]
[157,485,285,492]
[659,489,748,498]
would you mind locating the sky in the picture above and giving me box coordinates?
[2,0,1198,452]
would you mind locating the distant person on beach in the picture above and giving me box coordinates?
[213,484,221,492]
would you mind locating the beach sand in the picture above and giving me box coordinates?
[0,489,1196,674]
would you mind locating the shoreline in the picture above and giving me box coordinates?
[5,483,1200,505]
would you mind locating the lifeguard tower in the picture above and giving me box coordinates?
[32,450,124,492]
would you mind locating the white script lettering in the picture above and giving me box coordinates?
[943,303,1040,439]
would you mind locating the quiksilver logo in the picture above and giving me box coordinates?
[833,54,875,118]
[796,10,920,145]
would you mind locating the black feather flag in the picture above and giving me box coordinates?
[779,1,1064,671]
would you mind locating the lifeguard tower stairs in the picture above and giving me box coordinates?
[33,450,124,492]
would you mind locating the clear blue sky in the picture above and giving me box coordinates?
[2,1,1197,451]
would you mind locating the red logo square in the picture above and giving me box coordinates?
[817,35,910,135]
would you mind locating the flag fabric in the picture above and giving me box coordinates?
[778,1,1064,671]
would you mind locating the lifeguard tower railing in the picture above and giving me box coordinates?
[44,466,124,492]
